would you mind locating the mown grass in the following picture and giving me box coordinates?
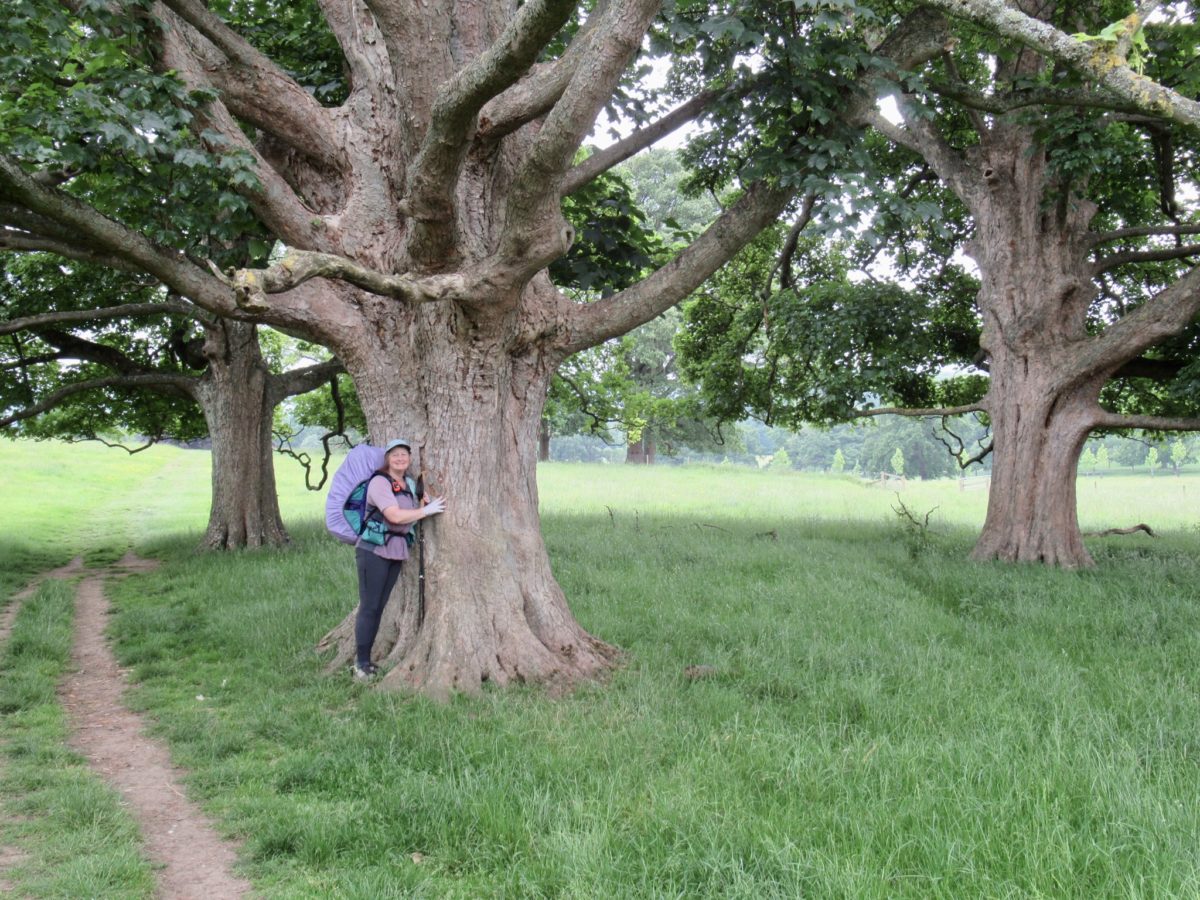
[4,440,1200,896]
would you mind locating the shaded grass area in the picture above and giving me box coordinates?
[0,580,155,899]
[104,513,1200,897]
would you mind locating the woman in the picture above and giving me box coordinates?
[353,438,445,679]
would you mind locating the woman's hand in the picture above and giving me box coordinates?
[422,496,446,517]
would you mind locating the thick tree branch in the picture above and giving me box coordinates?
[158,0,341,166]
[1090,222,1200,245]
[313,0,387,98]
[926,80,1148,116]
[862,92,975,200]
[230,251,468,311]
[478,16,609,141]
[558,7,953,354]
[853,403,988,418]
[1111,356,1185,380]
[32,329,153,376]
[0,154,237,315]
[402,0,579,267]
[561,86,737,195]
[0,373,197,428]
[0,229,141,272]
[496,0,662,281]
[156,11,328,248]
[1094,411,1200,431]
[268,358,344,402]
[561,181,795,354]
[0,299,199,336]
[1068,263,1200,387]
[778,193,819,290]
[1092,243,1200,275]
[2,353,68,372]
[923,0,1200,130]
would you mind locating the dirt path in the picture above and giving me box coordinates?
[59,553,253,899]
[0,556,87,646]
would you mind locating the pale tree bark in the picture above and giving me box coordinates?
[0,3,952,695]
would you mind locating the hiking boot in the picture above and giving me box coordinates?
[352,662,380,681]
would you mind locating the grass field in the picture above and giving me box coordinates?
[3,439,1200,897]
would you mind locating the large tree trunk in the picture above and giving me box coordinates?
[625,430,655,464]
[958,126,1104,568]
[193,321,288,549]
[971,350,1100,566]
[319,288,619,698]
[538,417,551,462]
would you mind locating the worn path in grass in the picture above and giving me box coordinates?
[59,552,252,899]
[0,557,87,893]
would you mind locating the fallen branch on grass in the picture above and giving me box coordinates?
[1083,523,1157,538]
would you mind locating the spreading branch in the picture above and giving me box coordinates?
[778,193,819,290]
[268,358,345,403]
[64,434,160,454]
[0,373,197,428]
[852,403,988,418]
[1090,222,1200,246]
[1092,243,1200,275]
[0,299,201,336]
[922,0,1200,130]
[156,10,328,248]
[496,0,662,279]
[860,92,974,200]
[0,154,237,316]
[1094,410,1200,432]
[311,0,389,99]
[925,80,1149,117]
[1065,264,1200,390]
[477,5,609,141]
[230,251,468,312]
[157,0,341,167]
[561,85,739,195]
[557,8,954,354]
[0,229,142,272]
[401,0,580,266]
[561,179,795,354]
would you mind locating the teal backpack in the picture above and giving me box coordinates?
[344,473,418,547]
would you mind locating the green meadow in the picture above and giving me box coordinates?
[2,439,1200,897]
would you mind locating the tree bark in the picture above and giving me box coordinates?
[960,130,1103,567]
[625,429,656,464]
[971,352,1099,566]
[193,320,288,549]
[538,417,551,462]
[317,285,619,698]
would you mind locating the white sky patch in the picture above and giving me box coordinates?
[587,55,699,151]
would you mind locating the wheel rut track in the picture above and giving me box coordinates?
[5,553,253,899]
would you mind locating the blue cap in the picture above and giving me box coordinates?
[384,439,411,453]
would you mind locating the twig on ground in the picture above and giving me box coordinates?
[1084,523,1157,537]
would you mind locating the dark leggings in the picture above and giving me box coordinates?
[355,548,403,667]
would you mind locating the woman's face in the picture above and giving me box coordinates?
[386,447,411,471]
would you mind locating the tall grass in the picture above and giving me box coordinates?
[4,441,1200,896]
